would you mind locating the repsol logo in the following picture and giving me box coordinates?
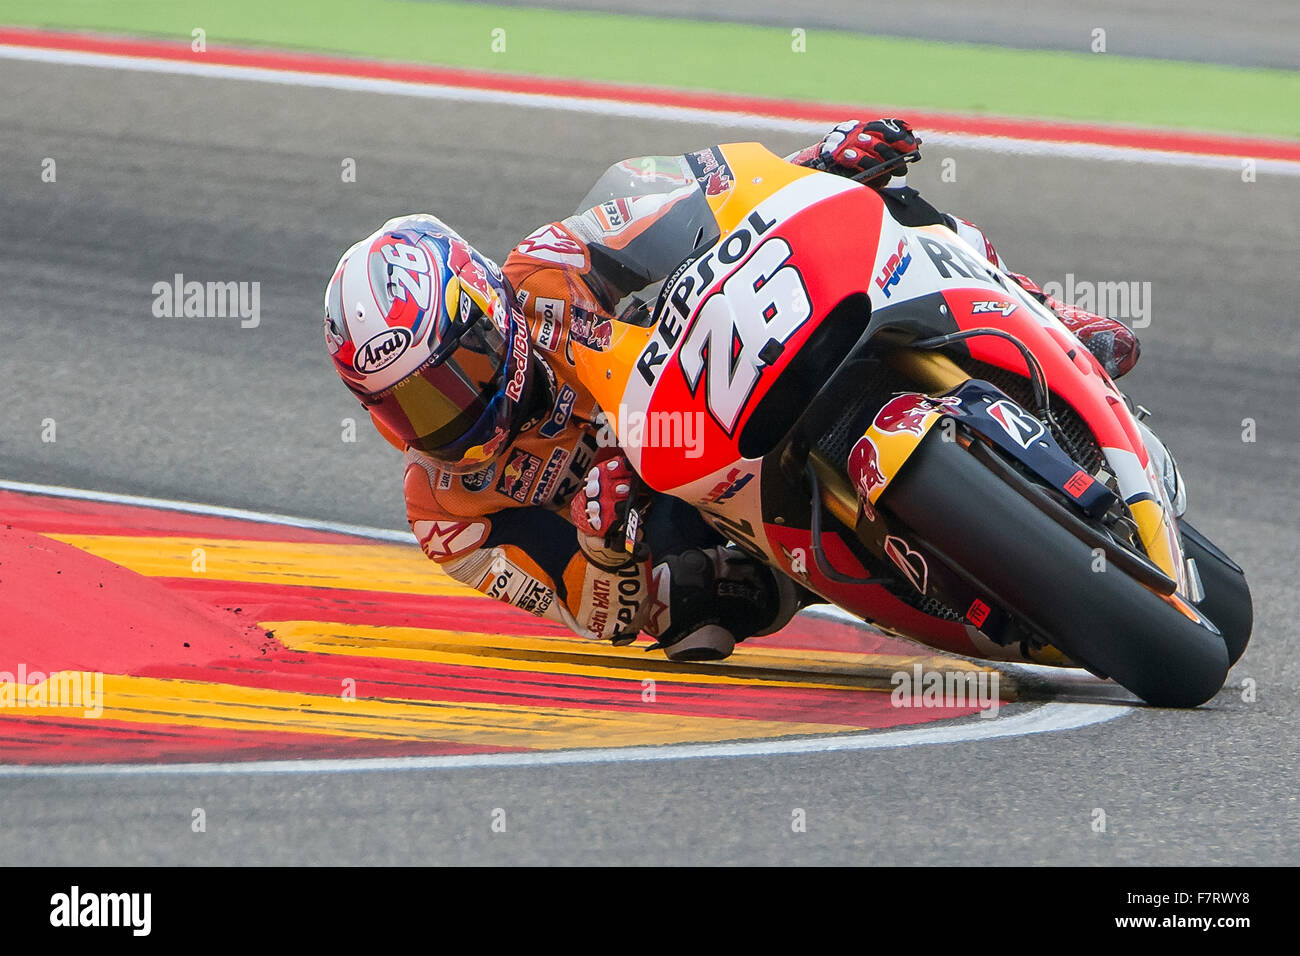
[917,235,999,284]
[614,560,644,633]
[353,327,411,374]
[917,235,1042,313]
[638,209,778,386]
[487,565,515,600]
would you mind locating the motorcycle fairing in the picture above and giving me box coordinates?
[598,169,882,489]
[572,143,1193,605]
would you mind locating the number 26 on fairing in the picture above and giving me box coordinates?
[678,238,812,433]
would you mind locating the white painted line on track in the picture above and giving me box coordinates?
[0,702,1128,777]
[2,42,1297,176]
[0,479,1133,775]
[0,477,414,543]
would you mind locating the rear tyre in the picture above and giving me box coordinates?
[881,435,1229,707]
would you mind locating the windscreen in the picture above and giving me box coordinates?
[571,154,723,321]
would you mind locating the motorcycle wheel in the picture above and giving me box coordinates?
[880,434,1230,707]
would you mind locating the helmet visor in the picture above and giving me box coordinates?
[361,307,508,460]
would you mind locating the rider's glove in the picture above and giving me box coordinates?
[570,455,649,569]
[817,119,922,186]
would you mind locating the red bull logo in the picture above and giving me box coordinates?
[446,238,498,306]
[494,449,541,503]
[572,311,613,350]
[686,147,735,197]
[848,434,887,500]
[704,170,732,196]
[504,320,530,401]
[462,259,492,300]
[874,393,962,437]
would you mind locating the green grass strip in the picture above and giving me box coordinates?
[4,0,1297,138]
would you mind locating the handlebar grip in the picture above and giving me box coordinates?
[849,149,921,184]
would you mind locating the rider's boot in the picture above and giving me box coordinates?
[645,546,804,661]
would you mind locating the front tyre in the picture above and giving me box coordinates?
[1179,519,1252,667]
[881,434,1230,707]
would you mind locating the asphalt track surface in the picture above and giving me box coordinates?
[494,0,1300,69]
[0,54,1297,865]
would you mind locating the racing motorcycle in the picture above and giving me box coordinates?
[570,143,1252,707]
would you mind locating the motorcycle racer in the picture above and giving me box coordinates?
[324,211,797,661]
[322,119,1141,662]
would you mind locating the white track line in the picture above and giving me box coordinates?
[0,478,1131,775]
[2,42,1297,176]
[0,477,413,543]
[0,702,1125,777]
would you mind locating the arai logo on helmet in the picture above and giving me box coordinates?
[354,327,412,374]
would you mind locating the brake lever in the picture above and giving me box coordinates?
[849,149,922,184]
